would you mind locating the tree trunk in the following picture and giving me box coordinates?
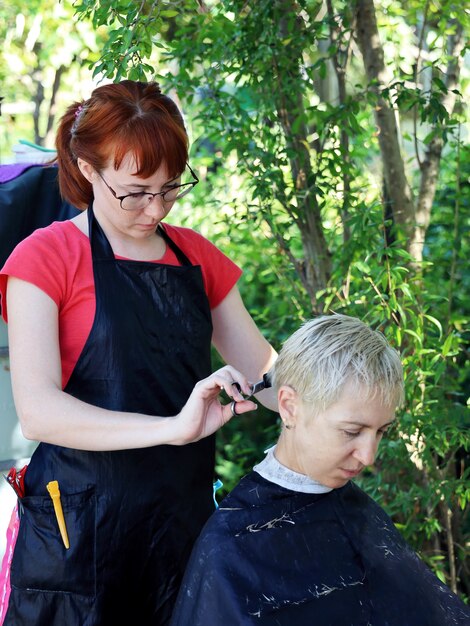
[273,0,332,309]
[44,65,67,147]
[355,0,415,243]
[326,0,354,244]
[410,21,465,263]
[355,1,464,264]
[32,42,45,146]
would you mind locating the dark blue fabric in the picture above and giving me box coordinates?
[0,165,79,273]
[171,471,470,625]
[6,205,215,626]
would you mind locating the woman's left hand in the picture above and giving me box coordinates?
[171,366,258,445]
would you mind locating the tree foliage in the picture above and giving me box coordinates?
[0,0,106,151]
[11,0,468,597]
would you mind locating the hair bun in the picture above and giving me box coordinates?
[145,81,162,96]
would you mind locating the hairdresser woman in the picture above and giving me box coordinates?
[0,80,277,626]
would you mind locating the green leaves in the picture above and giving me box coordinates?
[73,0,181,80]
[66,0,469,599]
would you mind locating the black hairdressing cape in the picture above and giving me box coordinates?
[170,471,470,626]
[0,165,79,270]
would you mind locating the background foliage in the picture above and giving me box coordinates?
[2,0,468,599]
[0,0,106,155]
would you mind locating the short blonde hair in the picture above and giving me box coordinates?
[272,314,404,411]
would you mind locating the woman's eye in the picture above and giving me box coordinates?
[343,430,360,438]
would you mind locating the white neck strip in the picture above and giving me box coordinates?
[253,445,333,494]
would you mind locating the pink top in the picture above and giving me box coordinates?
[0,220,241,388]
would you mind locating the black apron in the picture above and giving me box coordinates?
[6,206,215,626]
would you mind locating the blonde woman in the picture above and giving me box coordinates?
[171,314,470,626]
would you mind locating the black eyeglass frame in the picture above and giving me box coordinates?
[97,164,199,211]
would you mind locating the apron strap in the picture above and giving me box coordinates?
[158,224,192,267]
[87,203,115,260]
[87,203,193,267]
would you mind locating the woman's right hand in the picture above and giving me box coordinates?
[171,366,258,445]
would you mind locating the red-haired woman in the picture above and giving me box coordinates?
[0,80,277,625]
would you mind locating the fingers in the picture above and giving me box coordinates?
[204,365,252,400]
[175,367,259,445]
[190,366,258,430]
[223,399,258,422]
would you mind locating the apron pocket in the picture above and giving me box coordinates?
[10,486,96,597]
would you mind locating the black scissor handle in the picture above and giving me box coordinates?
[250,372,272,396]
[230,373,272,398]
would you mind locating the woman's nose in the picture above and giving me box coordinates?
[353,437,379,467]
[143,194,167,217]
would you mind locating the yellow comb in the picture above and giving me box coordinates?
[46,480,70,550]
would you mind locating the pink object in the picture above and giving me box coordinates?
[0,505,20,624]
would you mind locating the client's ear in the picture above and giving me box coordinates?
[278,385,300,429]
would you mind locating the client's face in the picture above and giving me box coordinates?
[276,381,396,489]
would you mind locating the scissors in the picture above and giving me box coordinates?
[230,373,272,415]
[248,372,272,397]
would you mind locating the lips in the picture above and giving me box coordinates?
[341,468,362,478]
[136,223,157,230]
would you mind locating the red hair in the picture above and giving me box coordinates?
[55,81,188,209]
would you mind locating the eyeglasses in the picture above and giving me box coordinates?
[97,164,199,211]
